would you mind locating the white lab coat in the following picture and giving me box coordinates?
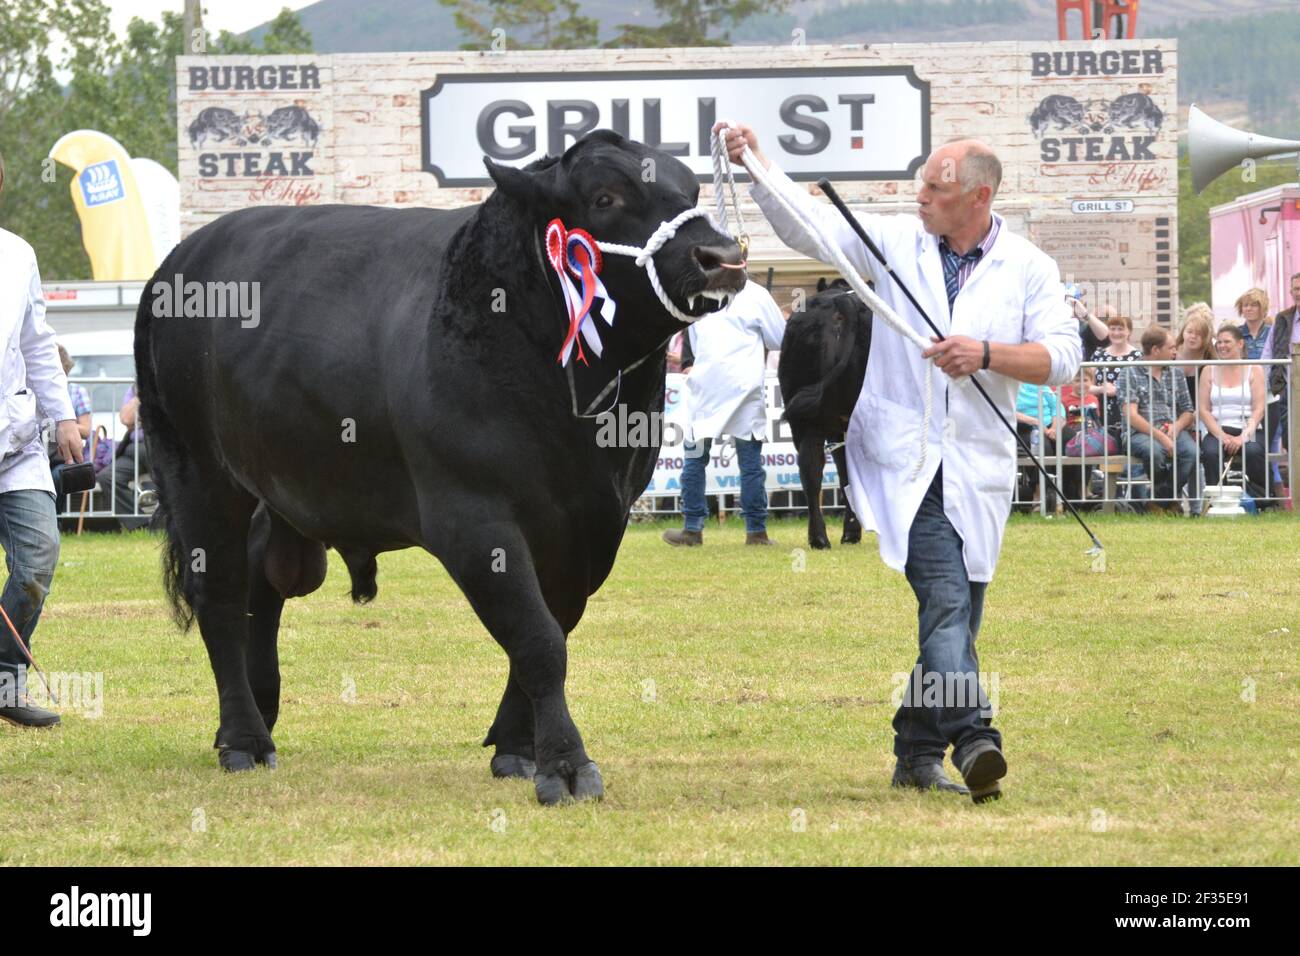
[684,280,786,442]
[750,164,1080,581]
[0,228,76,495]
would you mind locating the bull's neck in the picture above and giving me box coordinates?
[444,194,673,411]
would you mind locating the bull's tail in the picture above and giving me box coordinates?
[782,314,860,427]
[134,277,195,631]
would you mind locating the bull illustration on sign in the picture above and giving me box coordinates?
[1029,92,1163,138]
[188,105,320,149]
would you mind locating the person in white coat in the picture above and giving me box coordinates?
[0,152,86,728]
[716,123,1080,802]
[662,280,786,547]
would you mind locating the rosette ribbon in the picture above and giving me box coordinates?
[545,218,617,366]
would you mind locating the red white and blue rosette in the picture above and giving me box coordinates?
[545,218,617,366]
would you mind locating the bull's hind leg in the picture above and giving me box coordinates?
[482,668,536,779]
[245,503,328,737]
[797,432,832,549]
[439,523,601,805]
[832,444,862,544]
[173,481,272,770]
[246,571,284,743]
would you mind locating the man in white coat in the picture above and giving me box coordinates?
[716,123,1080,802]
[663,279,786,547]
[0,152,86,728]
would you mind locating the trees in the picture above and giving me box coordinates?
[605,0,791,48]
[0,1,311,279]
[438,0,597,50]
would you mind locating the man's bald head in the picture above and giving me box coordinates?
[939,138,1002,200]
[916,139,1002,246]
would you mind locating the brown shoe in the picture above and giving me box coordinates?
[661,528,702,547]
[745,531,775,546]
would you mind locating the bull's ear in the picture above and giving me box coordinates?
[484,158,537,205]
[817,277,829,292]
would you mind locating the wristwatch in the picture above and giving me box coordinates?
[981,340,991,370]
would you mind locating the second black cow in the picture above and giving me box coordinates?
[778,278,874,549]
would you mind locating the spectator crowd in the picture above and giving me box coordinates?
[1014,272,1299,513]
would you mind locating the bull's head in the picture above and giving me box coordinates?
[485,129,747,363]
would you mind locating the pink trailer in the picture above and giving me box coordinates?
[1210,184,1300,325]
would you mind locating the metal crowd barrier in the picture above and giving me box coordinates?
[61,363,1288,527]
[1015,357,1294,515]
[638,353,1296,521]
[636,482,852,519]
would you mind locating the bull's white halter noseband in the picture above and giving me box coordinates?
[596,206,716,325]
[545,206,730,368]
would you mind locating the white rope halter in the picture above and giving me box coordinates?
[709,124,935,481]
[597,206,714,324]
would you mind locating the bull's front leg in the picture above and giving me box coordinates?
[438,522,602,805]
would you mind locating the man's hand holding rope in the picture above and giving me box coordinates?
[924,336,985,378]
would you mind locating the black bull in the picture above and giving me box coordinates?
[135,130,745,804]
[778,278,873,549]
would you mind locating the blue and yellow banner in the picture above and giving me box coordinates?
[49,130,157,280]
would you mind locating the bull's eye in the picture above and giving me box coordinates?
[594,193,615,209]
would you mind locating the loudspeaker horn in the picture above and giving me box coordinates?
[1189,103,1300,194]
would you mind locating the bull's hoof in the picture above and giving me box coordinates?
[842,513,862,544]
[219,748,277,771]
[491,753,537,780]
[219,749,257,772]
[809,534,832,550]
[534,760,604,805]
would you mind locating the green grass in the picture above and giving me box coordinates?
[2,513,1296,865]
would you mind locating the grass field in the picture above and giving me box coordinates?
[1,513,1295,866]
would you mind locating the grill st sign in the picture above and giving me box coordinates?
[422,67,930,187]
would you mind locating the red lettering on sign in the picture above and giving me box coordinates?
[248,178,323,205]
[1087,163,1166,193]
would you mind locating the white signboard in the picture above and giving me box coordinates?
[642,372,840,498]
[422,67,930,186]
[1071,199,1135,214]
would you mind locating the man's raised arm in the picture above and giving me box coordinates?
[713,121,886,289]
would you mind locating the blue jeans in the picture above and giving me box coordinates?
[1128,430,1198,500]
[680,437,768,533]
[0,489,61,697]
[892,467,1000,767]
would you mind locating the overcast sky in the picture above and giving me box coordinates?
[106,1,317,41]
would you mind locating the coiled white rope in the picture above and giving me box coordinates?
[711,124,934,481]
[596,206,714,324]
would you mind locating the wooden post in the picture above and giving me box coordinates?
[183,0,203,55]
